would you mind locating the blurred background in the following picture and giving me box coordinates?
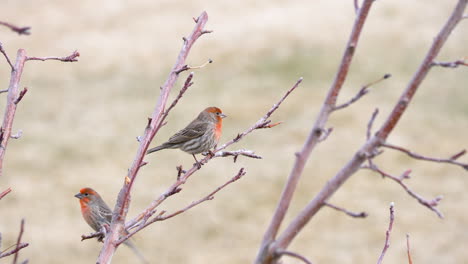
[1,0,467,263]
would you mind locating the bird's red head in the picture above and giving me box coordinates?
[204,107,227,121]
[75,187,100,205]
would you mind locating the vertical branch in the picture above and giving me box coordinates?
[97,11,210,264]
[376,203,395,264]
[0,49,27,177]
[12,219,25,264]
[255,0,376,263]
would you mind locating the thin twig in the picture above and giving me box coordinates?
[12,219,25,264]
[0,42,14,70]
[333,74,390,111]
[26,50,80,62]
[275,250,313,264]
[175,59,212,74]
[432,58,467,68]
[0,187,11,200]
[324,202,368,218]
[354,0,360,13]
[14,88,28,104]
[0,21,30,35]
[406,234,413,264]
[363,163,444,218]
[0,243,28,258]
[81,231,104,241]
[214,149,262,162]
[117,168,246,245]
[367,108,379,140]
[376,203,395,264]
[383,143,468,170]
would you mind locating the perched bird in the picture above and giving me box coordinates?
[75,188,147,263]
[147,106,226,165]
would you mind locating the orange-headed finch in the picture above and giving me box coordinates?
[147,106,226,164]
[75,188,147,263]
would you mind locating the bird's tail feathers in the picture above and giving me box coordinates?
[124,239,149,264]
[146,145,165,154]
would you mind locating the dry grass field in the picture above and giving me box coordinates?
[1,0,467,263]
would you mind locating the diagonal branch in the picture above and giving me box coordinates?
[0,42,14,70]
[0,187,11,200]
[383,143,468,170]
[332,74,390,111]
[0,21,30,35]
[363,163,444,218]
[97,11,212,264]
[324,202,368,218]
[117,168,246,245]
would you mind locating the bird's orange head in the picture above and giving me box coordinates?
[203,107,226,140]
[75,187,101,207]
[204,107,226,122]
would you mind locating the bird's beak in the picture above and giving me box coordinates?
[74,193,84,199]
[220,113,227,119]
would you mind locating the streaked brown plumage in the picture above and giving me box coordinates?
[75,188,147,263]
[147,106,226,163]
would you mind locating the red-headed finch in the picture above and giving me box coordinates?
[75,188,147,263]
[147,106,226,165]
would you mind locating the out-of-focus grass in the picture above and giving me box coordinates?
[0,0,467,263]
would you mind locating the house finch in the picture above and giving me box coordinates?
[147,106,226,165]
[75,188,147,263]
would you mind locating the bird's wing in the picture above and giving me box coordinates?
[167,121,209,144]
[97,201,113,223]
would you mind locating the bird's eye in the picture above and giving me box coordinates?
[216,112,220,115]
[84,193,89,196]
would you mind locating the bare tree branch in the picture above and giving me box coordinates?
[367,108,379,140]
[0,49,79,176]
[214,149,262,161]
[117,168,246,245]
[406,234,413,264]
[0,187,11,200]
[255,1,466,263]
[376,203,395,264]
[432,58,467,68]
[363,163,444,218]
[12,219,26,264]
[275,250,313,264]
[383,143,468,170]
[333,74,390,111]
[26,50,80,62]
[123,77,302,235]
[324,202,368,218]
[0,42,14,70]
[0,21,30,35]
[255,1,377,262]
[97,12,212,263]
